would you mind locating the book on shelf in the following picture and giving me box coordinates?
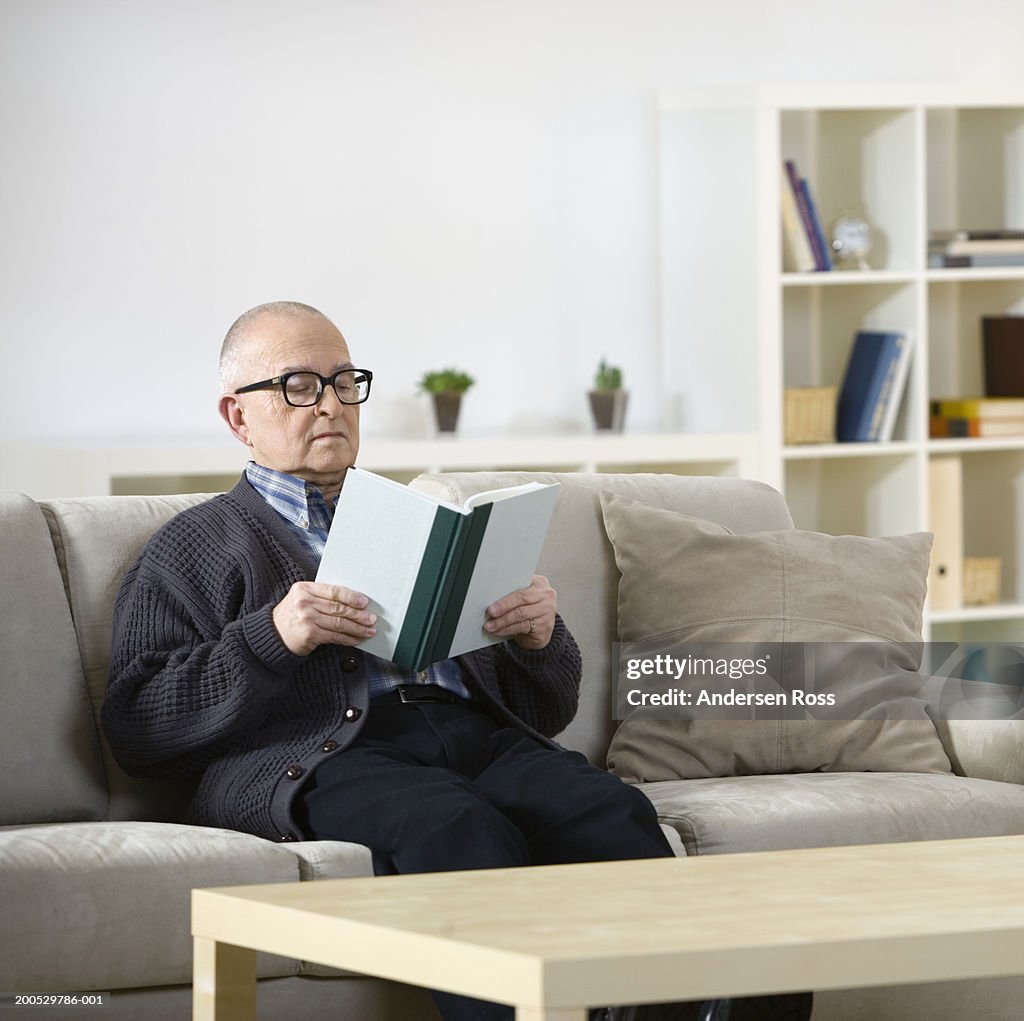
[930,396,1024,419]
[783,159,832,271]
[929,415,1024,438]
[936,239,1024,256]
[928,252,1024,269]
[931,229,1024,242]
[316,467,560,671]
[835,329,913,443]
[928,230,1024,268]
[780,166,815,272]
[983,315,1024,397]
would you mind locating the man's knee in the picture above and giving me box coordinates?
[390,785,531,872]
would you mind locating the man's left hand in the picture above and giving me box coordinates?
[484,574,557,651]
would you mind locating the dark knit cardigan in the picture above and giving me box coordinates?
[102,476,583,842]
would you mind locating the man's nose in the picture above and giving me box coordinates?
[315,384,346,414]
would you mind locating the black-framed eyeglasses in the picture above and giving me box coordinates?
[234,368,373,407]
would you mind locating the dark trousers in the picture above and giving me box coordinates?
[295,699,673,1019]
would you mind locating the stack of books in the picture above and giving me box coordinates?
[928,230,1024,269]
[780,159,832,272]
[929,397,1024,438]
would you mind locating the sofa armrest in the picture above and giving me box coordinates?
[934,719,1024,785]
[278,839,374,881]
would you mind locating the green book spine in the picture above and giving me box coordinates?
[392,509,464,670]
[424,501,493,665]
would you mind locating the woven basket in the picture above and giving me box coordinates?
[963,557,1002,606]
[784,386,837,445]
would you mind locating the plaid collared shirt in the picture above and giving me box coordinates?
[245,462,471,700]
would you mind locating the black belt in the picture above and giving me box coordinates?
[372,684,465,705]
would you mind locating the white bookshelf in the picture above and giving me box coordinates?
[0,431,762,500]
[659,84,1024,640]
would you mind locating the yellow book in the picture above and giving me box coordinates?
[930,396,1024,419]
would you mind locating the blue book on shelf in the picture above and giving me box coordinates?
[836,330,908,442]
[797,179,833,271]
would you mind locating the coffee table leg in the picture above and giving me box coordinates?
[515,1008,587,1020]
[193,936,257,1021]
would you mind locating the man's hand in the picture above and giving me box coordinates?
[484,574,557,651]
[272,581,377,657]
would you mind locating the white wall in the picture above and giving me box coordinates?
[2,0,1023,445]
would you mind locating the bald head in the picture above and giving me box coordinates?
[219,301,335,392]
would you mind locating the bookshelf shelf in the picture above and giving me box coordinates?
[659,84,1024,641]
[928,436,1024,454]
[782,441,918,460]
[926,267,1024,283]
[927,602,1024,625]
[782,271,919,288]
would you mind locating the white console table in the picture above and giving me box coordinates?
[1,432,763,499]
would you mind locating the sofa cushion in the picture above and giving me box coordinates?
[0,821,373,991]
[640,772,1024,856]
[0,492,107,825]
[937,717,1024,784]
[601,493,952,781]
[41,493,214,822]
[411,472,794,764]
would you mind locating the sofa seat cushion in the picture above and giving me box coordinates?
[0,821,373,991]
[640,772,1024,857]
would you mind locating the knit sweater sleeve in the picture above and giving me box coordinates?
[101,507,306,779]
[463,615,582,737]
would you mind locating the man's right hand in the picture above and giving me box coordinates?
[272,581,377,657]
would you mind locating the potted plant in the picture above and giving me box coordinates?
[589,358,628,432]
[418,368,475,433]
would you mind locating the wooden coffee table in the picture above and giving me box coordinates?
[192,834,1024,1020]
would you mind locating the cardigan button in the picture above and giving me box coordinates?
[341,656,359,673]
[285,763,305,780]
[321,740,339,753]
[344,706,363,721]
[278,833,296,842]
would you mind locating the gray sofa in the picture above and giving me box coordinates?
[4,471,1024,1020]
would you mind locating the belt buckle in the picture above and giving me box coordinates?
[397,684,436,704]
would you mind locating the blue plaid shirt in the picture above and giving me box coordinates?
[245,462,472,700]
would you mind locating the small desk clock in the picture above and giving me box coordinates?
[830,214,872,270]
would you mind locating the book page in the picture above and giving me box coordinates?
[352,466,469,514]
[448,483,560,657]
[316,468,444,661]
[463,481,550,510]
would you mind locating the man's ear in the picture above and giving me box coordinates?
[218,394,252,448]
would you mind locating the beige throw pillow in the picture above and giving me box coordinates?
[601,492,952,781]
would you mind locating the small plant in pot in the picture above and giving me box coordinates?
[589,358,628,432]
[418,368,475,433]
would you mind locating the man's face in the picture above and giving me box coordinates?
[220,313,361,490]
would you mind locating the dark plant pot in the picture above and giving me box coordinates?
[588,390,628,432]
[432,392,463,433]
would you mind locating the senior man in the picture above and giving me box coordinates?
[102,301,810,1021]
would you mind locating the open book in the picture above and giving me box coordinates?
[316,468,560,671]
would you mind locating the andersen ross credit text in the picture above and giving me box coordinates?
[622,654,837,708]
